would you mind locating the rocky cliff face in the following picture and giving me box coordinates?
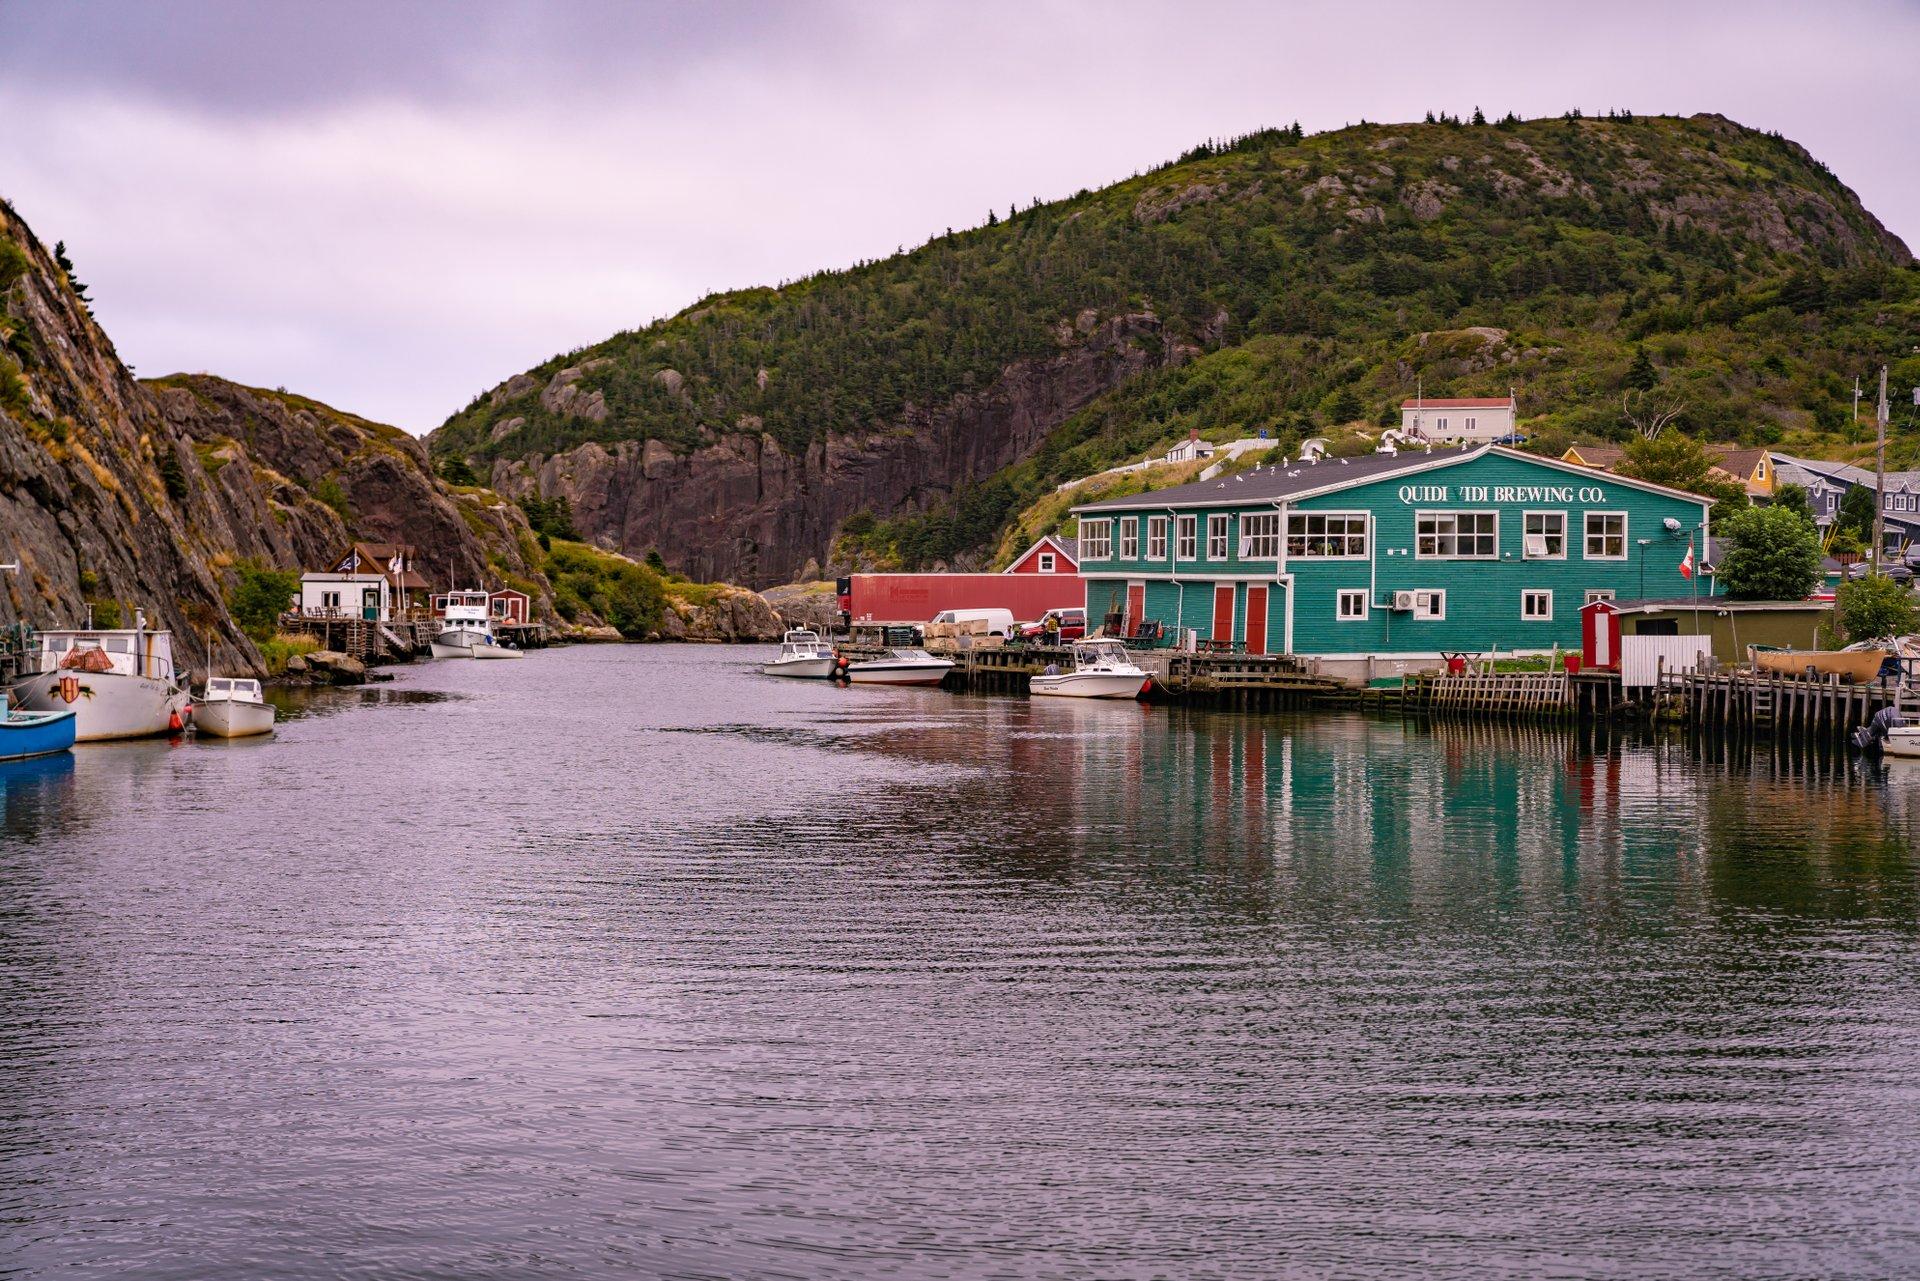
[0,202,554,673]
[486,313,1171,585]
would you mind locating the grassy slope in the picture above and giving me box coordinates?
[434,111,1918,567]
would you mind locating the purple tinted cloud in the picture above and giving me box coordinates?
[1,0,1914,433]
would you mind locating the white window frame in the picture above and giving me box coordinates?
[1584,589,1616,606]
[1176,514,1197,561]
[1584,511,1628,560]
[321,591,341,610]
[1522,589,1553,621]
[1336,589,1369,621]
[1240,512,1280,560]
[1286,511,1370,558]
[1080,518,1111,561]
[1415,589,1446,620]
[1415,510,1499,559]
[1436,416,1449,432]
[1465,416,1477,432]
[1037,551,1056,573]
[1146,516,1169,562]
[1207,514,1231,560]
[1118,518,1138,560]
[1522,510,1567,560]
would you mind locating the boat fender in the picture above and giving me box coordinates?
[169,709,185,732]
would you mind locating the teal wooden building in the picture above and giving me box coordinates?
[1073,445,1713,678]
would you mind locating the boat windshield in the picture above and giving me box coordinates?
[1074,640,1130,666]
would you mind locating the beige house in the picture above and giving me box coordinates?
[1399,395,1517,443]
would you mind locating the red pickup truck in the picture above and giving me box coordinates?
[1019,608,1086,641]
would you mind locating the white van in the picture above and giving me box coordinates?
[928,608,1016,638]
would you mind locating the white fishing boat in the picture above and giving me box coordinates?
[431,589,494,658]
[470,638,523,660]
[844,648,954,686]
[195,676,276,738]
[1029,639,1151,700]
[761,629,837,679]
[1881,725,1920,759]
[7,612,191,741]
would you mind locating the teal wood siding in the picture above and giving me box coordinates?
[1077,451,1711,656]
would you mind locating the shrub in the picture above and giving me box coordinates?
[257,631,320,676]
[227,560,300,641]
[1715,505,1823,600]
[312,476,352,524]
[153,442,189,500]
[1835,574,1920,643]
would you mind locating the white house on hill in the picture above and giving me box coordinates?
[1400,395,1517,444]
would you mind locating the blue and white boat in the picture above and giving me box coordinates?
[0,706,77,762]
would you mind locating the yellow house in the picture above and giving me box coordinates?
[1562,443,1774,499]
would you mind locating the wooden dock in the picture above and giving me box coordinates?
[276,614,549,665]
[1669,668,1920,748]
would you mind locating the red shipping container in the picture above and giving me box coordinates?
[849,573,1085,625]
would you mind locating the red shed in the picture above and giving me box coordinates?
[1581,597,1622,670]
[849,573,1085,625]
[489,589,531,626]
[1004,534,1079,576]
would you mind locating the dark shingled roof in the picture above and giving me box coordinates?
[1074,446,1482,511]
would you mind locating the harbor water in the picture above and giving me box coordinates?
[5,645,1920,1279]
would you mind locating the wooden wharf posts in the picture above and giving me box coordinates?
[1671,669,1920,748]
[1401,671,1575,721]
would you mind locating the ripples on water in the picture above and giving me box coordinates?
[4,645,1920,1280]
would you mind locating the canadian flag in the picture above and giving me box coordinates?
[1679,540,1695,580]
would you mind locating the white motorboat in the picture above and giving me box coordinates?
[195,676,276,738]
[431,589,495,658]
[7,613,191,741]
[1030,639,1151,700]
[762,629,838,679]
[845,648,954,686]
[1882,726,1920,759]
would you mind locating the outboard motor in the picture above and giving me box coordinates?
[1853,705,1905,753]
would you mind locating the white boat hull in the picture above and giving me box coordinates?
[10,669,189,742]
[762,656,838,679]
[846,663,952,686]
[196,698,277,738]
[471,644,523,660]
[1882,727,1920,759]
[429,640,474,659]
[1030,670,1150,699]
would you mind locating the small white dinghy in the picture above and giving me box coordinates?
[195,676,276,738]
[1029,639,1151,700]
[1882,726,1920,759]
[845,647,954,686]
[471,639,524,660]
[762,629,837,679]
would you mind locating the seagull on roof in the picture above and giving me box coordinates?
[1286,469,1301,478]
[1216,482,1227,488]
[1339,458,1348,465]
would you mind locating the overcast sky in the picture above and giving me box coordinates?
[1,0,1914,433]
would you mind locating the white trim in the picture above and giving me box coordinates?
[1080,517,1112,561]
[1146,515,1169,562]
[1285,510,1371,559]
[1584,510,1629,560]
[1083,570,1281,582]
[1522,509,1568,560]
[1175,513,1198,562]
[1415,589,1447,620]
[1118,517,1139,560]
[1239,511,1280,560]
[1521,588,1553,621]
[1584,588,1617,606]
[1414,509,1500,560]
[1037,552,1056,574]
[1206,513,1231,560]
[1336,588,1369,621]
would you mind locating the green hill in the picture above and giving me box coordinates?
[430,111,1916,583]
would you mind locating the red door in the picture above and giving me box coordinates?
[1211,584,1235,645]
[1126,583,1145,635]
[1245,585,1267,655]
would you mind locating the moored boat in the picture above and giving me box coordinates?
[1883,726,1920,759]
[470,639,523,660]
[762,629,837,679]
[195,676,276,738]
[7,614,191,741]
[431,589,495,658]
[844,648,954,686]
[1029,639,1151,700]
[1753,647,1890,683]
[0,706,78,761]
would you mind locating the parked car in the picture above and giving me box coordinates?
[1845,560,1915,585]
[1019,608,1087,641]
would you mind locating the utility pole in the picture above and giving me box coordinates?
[1854,375,1863,435]
[1872,365,1888,575]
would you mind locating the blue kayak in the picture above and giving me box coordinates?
[0,707,78,761]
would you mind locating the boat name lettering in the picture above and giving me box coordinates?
[1395,484,1605,504]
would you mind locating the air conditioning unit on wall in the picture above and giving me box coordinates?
[1391,590,1417,611]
